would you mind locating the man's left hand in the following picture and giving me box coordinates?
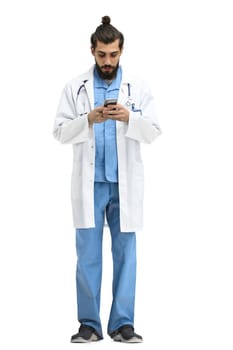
[103,104,129,122]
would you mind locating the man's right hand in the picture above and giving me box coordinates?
[88,107,107,125]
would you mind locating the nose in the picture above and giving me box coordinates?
[103,54,112,65]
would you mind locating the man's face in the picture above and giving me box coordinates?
[91,39,123,80]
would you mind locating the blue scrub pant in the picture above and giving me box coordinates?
[75,182,136,337]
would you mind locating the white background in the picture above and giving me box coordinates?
[0,0,233,349]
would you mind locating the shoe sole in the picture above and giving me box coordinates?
[113,334,143,343]
[71,333,99,343]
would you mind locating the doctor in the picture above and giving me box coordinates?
[53,16,161,343]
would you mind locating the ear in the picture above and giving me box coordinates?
[91,47,95,56]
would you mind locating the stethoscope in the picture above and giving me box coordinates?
[77,79,88,96]
[126,83,142,113]
[77,80,141,114]
[125,83,132,107]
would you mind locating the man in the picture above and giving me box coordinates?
[53,16,161,343]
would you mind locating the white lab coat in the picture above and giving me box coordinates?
[53,65,161,231]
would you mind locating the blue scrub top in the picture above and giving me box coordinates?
[93,66,122,182]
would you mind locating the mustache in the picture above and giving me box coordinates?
[101,65,114,69]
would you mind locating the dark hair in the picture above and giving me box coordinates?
[90,16,124,49]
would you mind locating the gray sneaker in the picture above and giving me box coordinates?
[71,325,102,343]
[110,325,143,343]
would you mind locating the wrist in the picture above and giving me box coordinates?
[88,113,93,125]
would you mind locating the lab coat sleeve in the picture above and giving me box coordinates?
[125,83,161,144]
[53,83,89,144]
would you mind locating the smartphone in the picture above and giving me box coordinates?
[104,98,117,107]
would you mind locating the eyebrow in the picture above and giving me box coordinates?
[97,50,119,55]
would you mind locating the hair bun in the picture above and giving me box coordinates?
[102,16,111,25]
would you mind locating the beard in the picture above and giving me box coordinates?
[95,60,119,80]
